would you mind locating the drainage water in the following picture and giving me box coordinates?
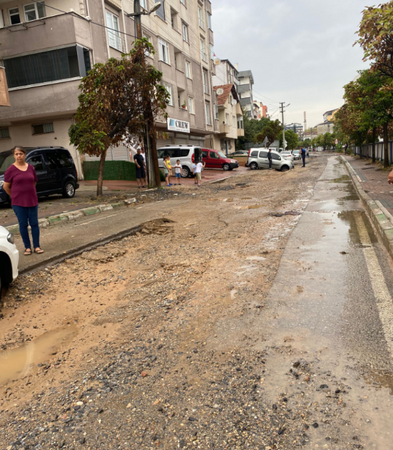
[0,325,77,385]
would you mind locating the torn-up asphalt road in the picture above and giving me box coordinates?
[1,154,393,449]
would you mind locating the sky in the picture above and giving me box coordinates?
[211,0,371,128]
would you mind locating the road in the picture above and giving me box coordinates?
[1,154,392,449]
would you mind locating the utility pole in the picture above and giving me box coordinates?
[303,111,307,141]
[128,1,162,188]
[280,102,286,150]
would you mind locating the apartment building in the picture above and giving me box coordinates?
[237,70,254,118]
[212,59,239,90]
[0,0,218,175]
[212,84,244,154]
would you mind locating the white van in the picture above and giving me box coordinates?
[157,145,201,178]
[247,148,294,171]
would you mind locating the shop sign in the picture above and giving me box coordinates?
[167,118,190,133]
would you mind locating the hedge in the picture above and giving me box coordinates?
[83,161,136,181]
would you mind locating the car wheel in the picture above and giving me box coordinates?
[250,162,258,170]
[181,166,190,178]
[62,180,76,198]
[223,163,230,171]
[281,165,289,172]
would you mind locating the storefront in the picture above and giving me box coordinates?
[156,118,207,149]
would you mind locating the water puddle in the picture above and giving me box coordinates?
[0,325,78,385]
[331,175,350,183]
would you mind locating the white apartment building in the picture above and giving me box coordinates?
[0,0,218,175]
[237,70,254,118]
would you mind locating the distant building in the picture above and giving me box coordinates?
[285,123,303,134]
[252,101,267,120]
[238,70,254,118]
[212,59,239,90]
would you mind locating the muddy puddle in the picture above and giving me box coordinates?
[0,326,77,385]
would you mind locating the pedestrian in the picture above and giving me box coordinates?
[301,147,306,167]
[173,160,182,185]
[388,169,393,185]
[344,144,348,154]
[163,155,172,186]
[3,146,44,256]
[267,148,272,169]
[133,148,146,188]
[195,159,205,186]
[193,162,198,184]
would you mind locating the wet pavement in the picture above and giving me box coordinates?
[257,156,393,448]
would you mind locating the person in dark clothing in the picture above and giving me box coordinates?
[267,149,272,169]
[134,148,146,188]
[301,147,306,167]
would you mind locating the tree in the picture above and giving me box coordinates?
[280,129,298,150]
[236,115,270,149]
[69,39,168,196]
[356,2,393,78]
[255,119,283,148]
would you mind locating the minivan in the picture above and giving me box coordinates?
[0,146,79,204]
[157,145,201,177]
[247,148,294,171]
[201,148,239,171]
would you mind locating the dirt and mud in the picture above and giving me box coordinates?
[0,156,368,449]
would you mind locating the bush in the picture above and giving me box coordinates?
[83,161,136,181]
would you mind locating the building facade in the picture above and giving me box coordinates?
[212,84,243,154]
[212,59,239,90]
[237,70,254,118]
[285,123,303,134]
[0,0,218,175]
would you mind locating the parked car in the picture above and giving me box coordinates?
[157,145,202,178]
[227,151,248,157]
[247,148,294,171]
[201,148,239,171]
[292,150,301,160]
[0,226,19,299]
[280,151,295,163]
[0,146,79,205]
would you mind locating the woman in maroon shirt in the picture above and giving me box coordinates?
[3,146,44,255]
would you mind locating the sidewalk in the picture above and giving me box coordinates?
[344,155,393,215]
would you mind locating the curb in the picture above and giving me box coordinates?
[341,156,393,260]
[6,197,137,235]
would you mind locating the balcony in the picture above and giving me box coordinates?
[237,128,245,137]
[219,123,229,134]
[0,12,93,59]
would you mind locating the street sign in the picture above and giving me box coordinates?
[167,118,190,133]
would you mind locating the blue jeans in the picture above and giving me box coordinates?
[12,205,40,250]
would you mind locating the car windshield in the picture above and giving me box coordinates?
[217,151,227,158]
[0,152,14,175]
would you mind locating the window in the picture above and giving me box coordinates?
[9,8,21,25]
[185,60,191,78]
[210,44,214,60]
[0,128,10,139]
[188,97,194,114]
[24,2,46,22]
[106,11,122,51]
[225,113,229,124]
[237,116,244,129]
[155,0,165,20]
[215,104,219,120]
[158,39,170,64]
[232,115,236,127]
[207,12,212,30]
[198,7,204,29]
[200,39,207,62]
[57,151,73,168]
[259,151,267,158]
[182,22,189,42]
[210,151,219,159]
[174,52,181,70]
[271,153,280,161]
[203,69,209,94]
[43,151,59,170]
[205,101,211,125]
[143,34,152,57]
[28,155,44,171]
[170,8,177,29]
[4,45,91,89]
[163,83,173,106]
[140,0,147,9]
[32,123,54,135]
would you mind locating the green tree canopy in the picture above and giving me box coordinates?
[255,119,283,148]
[280,129,298,150]
[69,39,168,195]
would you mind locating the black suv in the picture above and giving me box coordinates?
[0,146,79,204]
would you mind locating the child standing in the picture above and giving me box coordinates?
[195,160,205,187]
[173,160,182,185]
[163,155,172,186]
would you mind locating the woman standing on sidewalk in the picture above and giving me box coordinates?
[3,146,44,256]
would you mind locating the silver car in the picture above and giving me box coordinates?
[247,148,294,172]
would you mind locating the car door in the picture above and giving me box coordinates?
[258,150,268,168]
[42,150,61,191]
[26,154,50,193]
[271,152,281,169]
[201,150,209,167]
[208,151,220,169]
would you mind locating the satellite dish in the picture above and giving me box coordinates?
[217,88,224,95]
[214,58,221,66]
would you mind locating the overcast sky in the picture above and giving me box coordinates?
[212,0,371,128]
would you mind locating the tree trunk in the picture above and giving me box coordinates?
[383,122,389,168]
[372,127,376,163]
[97,150,107,196]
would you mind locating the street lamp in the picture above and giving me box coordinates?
[126,0,162,188]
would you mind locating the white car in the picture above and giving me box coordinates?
[280,151,295,163]
[0,226,19,299]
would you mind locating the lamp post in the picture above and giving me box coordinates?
[127,1,162,188]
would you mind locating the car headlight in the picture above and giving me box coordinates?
[7,233,14,244]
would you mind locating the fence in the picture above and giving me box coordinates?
[353,141,393,162]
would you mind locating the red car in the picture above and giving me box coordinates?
[201,148,239,171]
